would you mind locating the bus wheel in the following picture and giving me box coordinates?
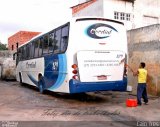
[38,74,44,94]
[19,72,23,85]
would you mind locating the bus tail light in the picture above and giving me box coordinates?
[72,75,79,80]
[72,70,78,74]
[72,64,79,80]
[72,64,78,69]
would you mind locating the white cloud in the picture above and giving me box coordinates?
[0,0,78,44]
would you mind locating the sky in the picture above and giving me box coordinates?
[0,0,78,44]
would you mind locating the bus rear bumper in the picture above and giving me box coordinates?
[69,78,127,93]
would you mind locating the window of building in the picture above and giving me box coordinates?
[120,13,125,20]
[16,42,19,49]
[126,13,131,21]
[114,12,131,21]
[54,29,61,54]
[114,12,119,20]
[12,45,14,50]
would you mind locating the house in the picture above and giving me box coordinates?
[8,31,41,51]
[71,0,160,30]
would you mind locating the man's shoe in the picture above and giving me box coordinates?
[144,102,148,105]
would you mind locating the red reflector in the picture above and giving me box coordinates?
[72,75,78,80]
[126,99,137,107]
[72,64,77,69]
[72,70,78,74]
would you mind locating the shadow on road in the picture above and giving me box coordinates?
[18,82,108,103]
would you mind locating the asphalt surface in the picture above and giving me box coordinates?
[0,80,159,127]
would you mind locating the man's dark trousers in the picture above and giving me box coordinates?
[137,83,148,105]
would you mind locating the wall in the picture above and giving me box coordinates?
[0,51,16,80]
[72,0,103,17]
[8,31,40,51]
[103,0,133,30]
[72,0,134,30]
[133,0,160,29]
[127,24,160,96]
[72,0,160,30]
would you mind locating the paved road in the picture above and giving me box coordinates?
[0,81,159,127]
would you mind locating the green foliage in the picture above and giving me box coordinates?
[0,43,8,50]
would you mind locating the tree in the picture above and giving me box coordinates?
[0,41,8,50]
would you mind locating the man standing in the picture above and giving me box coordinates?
[133,62,148,106]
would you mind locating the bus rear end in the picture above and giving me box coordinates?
[68,18,128,93]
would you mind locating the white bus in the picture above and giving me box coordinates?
[15,17,128,93]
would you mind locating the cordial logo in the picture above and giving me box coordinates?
[86,23,118,39]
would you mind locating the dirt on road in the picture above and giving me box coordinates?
[0,81,159,127]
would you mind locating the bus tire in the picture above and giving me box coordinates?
[19,72,23,85]
[38,74,44,94]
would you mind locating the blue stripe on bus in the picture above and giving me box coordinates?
[27,54,67,91]
[44,55,59,88]
[69,77,127,93]
[48,54,67,90]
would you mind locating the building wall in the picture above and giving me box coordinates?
[72,0,160,30]
[72,0,134,30]
[8,31,40,51]
[127,24,160,95]
[103,0,133,30]
[0,51,16,80]
[72,0,103,17]
[133,0,160,28]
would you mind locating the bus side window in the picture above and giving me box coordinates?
[30,42,34,58]
[39,39,43,57]
[54,29,61,54]
[20,48,23,61]
[34,40,39,58]
[26,44,30,59]
[21,46,25,60]
[28,43,31,58]
[49,32,54,53]
[61,25,69,53]
[17,48,21,61]
[21,47,23,60]
[42,35,49,55]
